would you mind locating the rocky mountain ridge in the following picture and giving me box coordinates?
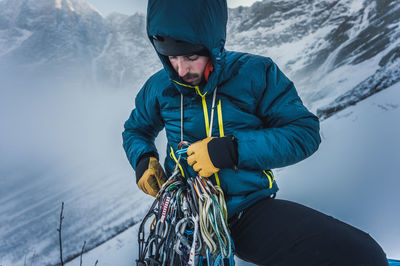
[226,0,400,111]
[1,0,399,114]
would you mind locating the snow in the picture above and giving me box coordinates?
[301,29,400,111]
[348,0,364,14]
[304,52,382,111]
[65,218,254,266]
[52,0,104,15]
[228,0,260,8]
[0,84,147,265]
[65,82,400,265]
[65,223,139,266]
[277,82,400,259]
[55,0,62,9]
[0,28,33,57]
[226,0,400,113]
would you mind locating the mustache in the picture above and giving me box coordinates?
[181,73,199,80]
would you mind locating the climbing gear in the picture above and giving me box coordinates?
[136,166,234,265]
[137,157,168,197]
[136,88,235,265]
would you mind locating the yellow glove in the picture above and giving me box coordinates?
[187,137,219,177]
[137,157,167,197]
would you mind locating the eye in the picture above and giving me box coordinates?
[168,56,177,60]
[186,55,199,61]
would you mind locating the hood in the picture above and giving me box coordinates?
[146,0,228,96]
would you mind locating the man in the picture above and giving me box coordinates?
[123,0,388,264]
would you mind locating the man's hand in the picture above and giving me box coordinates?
[187,136,238,178]
[187,137,219,177]
[136,157,167,197]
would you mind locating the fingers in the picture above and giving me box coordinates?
[191,162,213,178]
[137,157,167,197]
[199,169,213,178]
[187,138,219,177]
[156,170,167,188]
[192,162,201,173]
[187,141,202,166]
[187,141,201,156]
[187,154,196,166]
[187,146,195,156]
[147,176,160,197]
[138,169,161,197]
[137,181,148,194]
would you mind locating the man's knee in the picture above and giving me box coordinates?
[330,229,388,266]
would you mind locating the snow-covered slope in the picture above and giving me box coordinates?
[66,81,400,265]
[277,82,400,259]
[317,52,400,119]
[0,85,148,265]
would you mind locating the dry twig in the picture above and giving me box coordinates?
[57,202,65,266]
[80,240,86,266]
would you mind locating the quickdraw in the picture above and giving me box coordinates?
[136,150,235,266]
[137,88,235,265]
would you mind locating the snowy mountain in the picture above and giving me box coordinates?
[0,0,108,80]
[93,12,160,89]
[226,0,400,111]
[1,0,399,102]
[0,0,158,88]
[317,54,400,119]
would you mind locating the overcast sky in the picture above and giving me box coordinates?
[87,0,260,16]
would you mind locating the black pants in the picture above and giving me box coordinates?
[228,198,388,266]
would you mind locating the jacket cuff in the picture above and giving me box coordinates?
[136,152,157,183]
[208,136,238,169]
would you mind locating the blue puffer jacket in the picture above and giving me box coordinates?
[122,0,321,218]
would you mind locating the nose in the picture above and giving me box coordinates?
[176,58,189,77]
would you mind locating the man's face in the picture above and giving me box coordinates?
[168,55,209,86]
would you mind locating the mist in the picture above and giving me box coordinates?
[0,70,168,265]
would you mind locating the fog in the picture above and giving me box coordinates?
[0,71,168,265]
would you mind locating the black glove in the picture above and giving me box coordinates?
[208,136,238,169]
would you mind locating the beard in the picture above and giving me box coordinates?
[182,73,201,85]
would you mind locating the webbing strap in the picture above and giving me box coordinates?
[170,146,185,177]
[181,93,184,142]
[208,89,218,138]
[184,87,220,186]
[217,99,224,137]
[213,99,225,187]
[203,89,220,186]
[263,170,274,189]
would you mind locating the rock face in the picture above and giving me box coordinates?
[317,54,400,120]
[1,0,399,112]
[0,0,158,88]
[226,0,400,111]
[92,12,160,89]
[0,0,108,68]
